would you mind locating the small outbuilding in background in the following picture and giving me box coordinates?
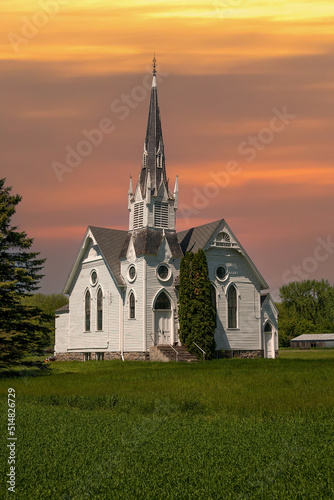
[290,334,334,349]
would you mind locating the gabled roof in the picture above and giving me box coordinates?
[63,219,268,292]
[55,303,69,314]
[177,219,269,290]
[89,226,128,286]
[291,334,334,341]
[261,294,268,306]
[177,220,222,254]
[261,293,279,314]
[63,226,128,293]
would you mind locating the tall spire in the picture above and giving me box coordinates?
[128,57,178,233]
[139,54,167,195]
[153,52,157,76]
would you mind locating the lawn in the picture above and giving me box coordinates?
[1,352,334,499]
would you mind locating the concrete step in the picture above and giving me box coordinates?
[149,345,199,363]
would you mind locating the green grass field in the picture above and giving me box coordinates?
[1,351,334,499]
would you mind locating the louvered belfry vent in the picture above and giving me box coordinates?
[154,201,169,228]
[133,202,144,229]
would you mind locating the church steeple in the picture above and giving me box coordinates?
[139,55,167,195]
[128,56,178,233]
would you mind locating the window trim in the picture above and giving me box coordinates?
[154,290,171,311]
[227,283,238,329]
[264,320,273,334]
[90,269,98,287]
[84,289,91,332]
[96,287,103,332]
[215,265,228,282]
[127,264,137,283]
[129,291,136,319]
[156,263,171,282]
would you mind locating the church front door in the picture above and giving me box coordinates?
[155,311,172,345]
[154,291,172,345]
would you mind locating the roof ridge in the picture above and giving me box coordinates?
[177,218,224,234]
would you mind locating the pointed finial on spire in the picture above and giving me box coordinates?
[153,53,157,76]
[128,175,133,195]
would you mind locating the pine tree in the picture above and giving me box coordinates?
[0,179,50,364]
[178,249,216,359]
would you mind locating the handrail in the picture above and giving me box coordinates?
[158,330,179,362]
[193,342,206,361]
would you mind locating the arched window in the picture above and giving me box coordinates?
[155,291,171,310]
[228,285,237,329]
[97,288,103,331]
[264,321,272,333]
[129,292,136,319]
[85,290,91,331]
[211,284,217,328]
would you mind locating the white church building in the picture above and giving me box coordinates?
[55,60,278,361]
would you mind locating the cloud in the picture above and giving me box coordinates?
[1,2,334,293]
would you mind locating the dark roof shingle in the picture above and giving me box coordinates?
[177,220,223,254]
[89,226,128,286]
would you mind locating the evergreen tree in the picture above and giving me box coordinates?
[0,179,50,364]
[178,251,194,347]
[21,293,68,348]
[178,249,216,359]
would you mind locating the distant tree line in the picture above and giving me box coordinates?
[277,279,334,347]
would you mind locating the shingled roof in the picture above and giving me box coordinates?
[291,334,334,341]
[177,219,269,290]
[139,73,167,195]
[177,220,223,254]
[89,226,128,286]
[120,229,183,259]
[55,303,69,314]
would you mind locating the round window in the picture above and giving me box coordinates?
[216,266,226,281]
[128,265,136,282]
[157,264,170,281]
[90,270,98,286]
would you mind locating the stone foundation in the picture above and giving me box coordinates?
[217,349,263,359]
[55,352,85,362]
[54,351,149,362]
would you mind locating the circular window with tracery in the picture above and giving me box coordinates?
[157,264,170,281]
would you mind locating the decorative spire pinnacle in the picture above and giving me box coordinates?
[152,53,157,76]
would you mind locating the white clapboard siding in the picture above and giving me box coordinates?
[145,255,180,346]
[261,295,279,352]
[68,259,121,351]
[207,248,263,350]
[122,257,145,351]
[54,311,69,353]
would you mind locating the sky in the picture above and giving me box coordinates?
[2,0,334,299]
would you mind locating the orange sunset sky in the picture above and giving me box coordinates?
[2,0,334,298]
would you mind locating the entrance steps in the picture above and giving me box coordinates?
[149,345,199,363]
